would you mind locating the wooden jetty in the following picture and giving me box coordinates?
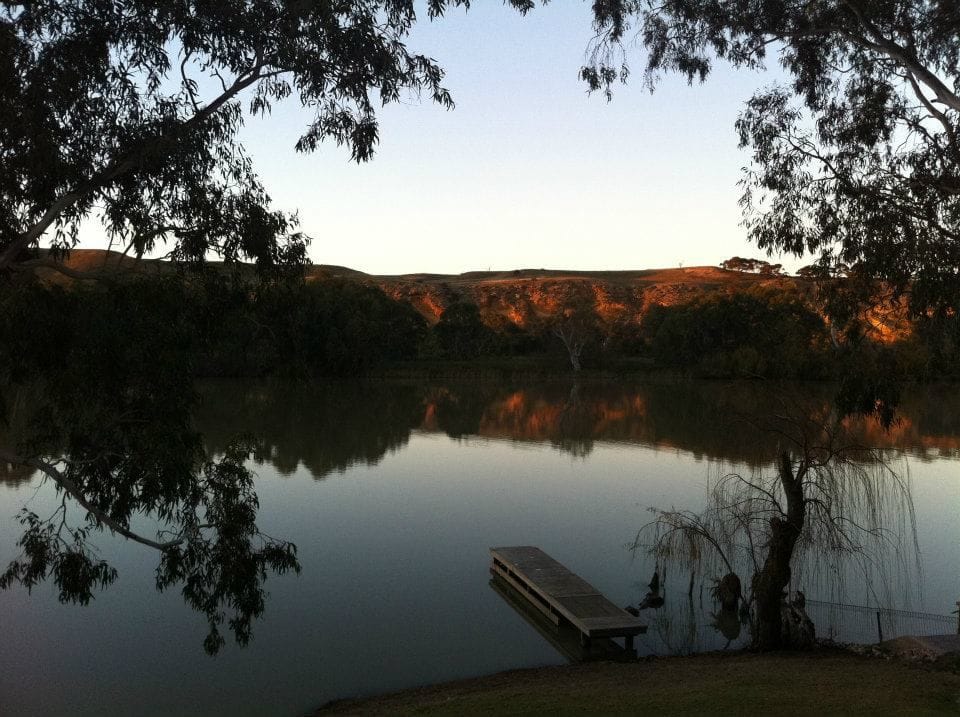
[490,546,646,650]
[489,574,634,661]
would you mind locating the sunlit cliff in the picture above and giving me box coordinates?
[38,250,915,344]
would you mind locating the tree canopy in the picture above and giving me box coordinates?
[0,0,534,274]
[720,256,785,275]
[583,1,960,310]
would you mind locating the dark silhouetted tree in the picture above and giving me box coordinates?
[583,2,960,311]
[1,0,536,275]
[642,287,830,378]
[637,405,917,651]
[721,257,784,276]
[432,300,495,360]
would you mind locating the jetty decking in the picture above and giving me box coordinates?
[489,546,646,649]
[489,574,634,662]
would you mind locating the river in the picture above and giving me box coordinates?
[1,378,957,716]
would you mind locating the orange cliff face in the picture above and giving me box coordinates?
[372,266,915,346]
[373,266,780,331]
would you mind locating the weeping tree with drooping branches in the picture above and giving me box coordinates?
[634,400,918,651]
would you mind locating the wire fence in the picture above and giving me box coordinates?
[636,599,959,657]
[807,599,958,645]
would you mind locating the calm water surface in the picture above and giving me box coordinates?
[1,379,957,716]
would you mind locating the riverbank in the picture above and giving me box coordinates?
[315,648,960,716]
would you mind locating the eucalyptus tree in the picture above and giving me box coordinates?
[550,292,603,372]
[0,0,535,653]
[583,1,960,310]
[1,0,531,274]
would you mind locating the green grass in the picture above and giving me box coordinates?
[316,649,960,716]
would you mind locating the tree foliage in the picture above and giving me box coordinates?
[0,0,535,273]
[721,256,785,275]
[583,1,960,310]
[254,278,427,374]
[429,300,496,360]
[642,287,831,378]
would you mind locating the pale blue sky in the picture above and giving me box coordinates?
[85,3,797,275]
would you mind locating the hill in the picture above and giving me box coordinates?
[32,249,911,345]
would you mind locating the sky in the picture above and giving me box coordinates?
[78,3,796,276]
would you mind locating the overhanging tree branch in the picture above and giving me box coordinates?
[0,61,268,270]
[841,0,960,113]
[0,448,182,551]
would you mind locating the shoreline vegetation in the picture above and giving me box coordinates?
[314,647,960,716]
[5,249,960,384]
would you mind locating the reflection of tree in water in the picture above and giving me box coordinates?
[195,381,425,478]
[425,382,600,457]
[434,380,838,465]
[859,384,960,461]
[0,459,34,486]
[425,384,494,439]
[552,383,596,458]
[628,566,749,655]
[1,373,298,656]
[649,596,701,656]
[710,606,743,645]
[0,397,36,486]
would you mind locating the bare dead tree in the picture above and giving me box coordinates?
[553,322,587,372]
[550,294,602,372]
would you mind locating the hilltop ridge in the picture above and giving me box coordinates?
[27,249,907,343]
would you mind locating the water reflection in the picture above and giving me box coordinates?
[1,377,957,716]
[488,575,634,662]
[196,381,425,477]
[1,459,34,487]
[193,379,960,480]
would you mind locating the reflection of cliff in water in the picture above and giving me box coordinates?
[192,379,960,480]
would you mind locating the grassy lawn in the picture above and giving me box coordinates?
[316,649,960,716]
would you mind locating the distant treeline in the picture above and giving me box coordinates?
[2,274,958,380]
